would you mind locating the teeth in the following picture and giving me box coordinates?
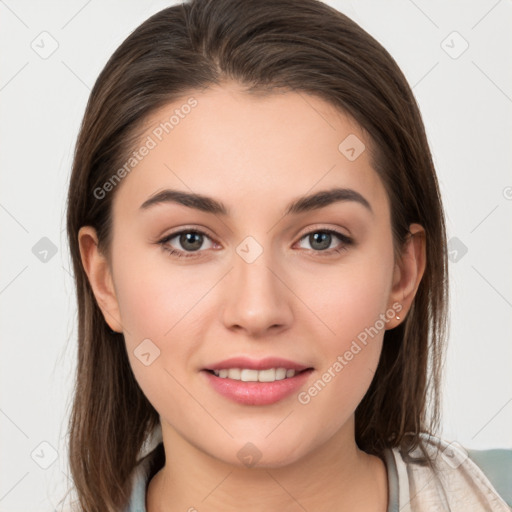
[241,369,259,382]
[275,368,287,380]
[227,368,240,379]
[211,367,297,382]
[257,368,275,382]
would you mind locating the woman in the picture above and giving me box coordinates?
[64,0,511,510]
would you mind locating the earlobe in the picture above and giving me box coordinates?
[78,226,123,333]
[387,223,426,328]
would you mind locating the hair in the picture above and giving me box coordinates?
[64,0,448,510]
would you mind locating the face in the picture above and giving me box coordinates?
[84,82,409,467]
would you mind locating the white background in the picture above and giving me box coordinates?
[1,0,511,510]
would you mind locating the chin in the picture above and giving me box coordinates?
[207,436,312,470]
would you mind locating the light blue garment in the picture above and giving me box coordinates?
[124,436,512,511]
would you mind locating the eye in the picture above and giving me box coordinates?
[157,227,353,260]
[296,229,353,254]
[157,229,216,258]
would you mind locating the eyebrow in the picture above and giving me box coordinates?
[139,187,373,216]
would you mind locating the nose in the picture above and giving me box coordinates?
[221,244,294,337]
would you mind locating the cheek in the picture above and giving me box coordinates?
[112,244,211,340]
[292,248,393,419]
[111,247,219,407]
[297,253,394,346]
[294,272,388,438]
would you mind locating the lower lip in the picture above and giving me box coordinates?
[202,369,314,406]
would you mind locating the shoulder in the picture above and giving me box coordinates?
[123,441,165,512]
[467,447,512,507]
[390,434,512,512]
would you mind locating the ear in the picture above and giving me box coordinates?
[386,223,426,329]
[78,226,123,333]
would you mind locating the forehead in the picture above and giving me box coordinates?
[111,82,388,219]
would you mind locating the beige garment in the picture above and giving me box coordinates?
[390,434,511,511]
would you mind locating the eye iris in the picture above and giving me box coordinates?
[180,232,203,251]
[310,232,331,250]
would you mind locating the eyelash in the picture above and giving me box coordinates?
[156,228,353,259]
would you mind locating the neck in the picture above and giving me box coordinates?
[146,418,388,512]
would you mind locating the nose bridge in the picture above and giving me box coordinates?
[221,236,293,334]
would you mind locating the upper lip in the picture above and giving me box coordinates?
[205,357,312,372]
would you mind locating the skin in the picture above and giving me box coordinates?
[79,82,426,512]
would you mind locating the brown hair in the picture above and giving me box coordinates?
[65,0,448,510]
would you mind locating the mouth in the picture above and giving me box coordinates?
[204,367,311,382]
[202,357,314,406]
